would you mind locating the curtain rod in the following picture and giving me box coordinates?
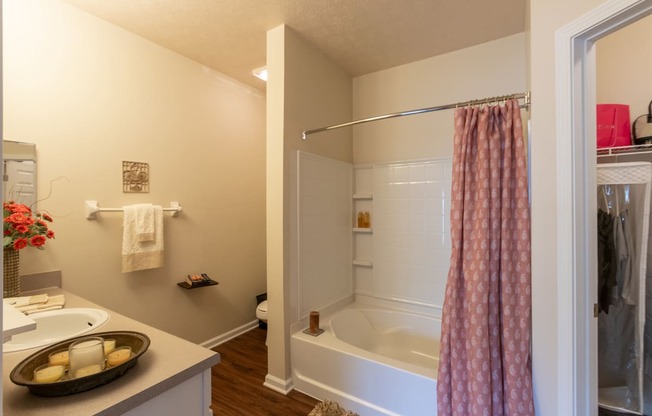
[301,91,531,140]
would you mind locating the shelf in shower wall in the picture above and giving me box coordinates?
[352,227,373,233]
[352,193,373,200]
[352,259,373,268]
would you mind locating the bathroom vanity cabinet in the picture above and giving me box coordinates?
[2,288,220,415]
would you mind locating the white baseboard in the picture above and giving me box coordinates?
[200,320,259,350]
[263,374,294,395]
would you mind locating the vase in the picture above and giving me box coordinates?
[4,249,20,298]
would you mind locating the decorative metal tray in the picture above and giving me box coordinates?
[10,331,150,397]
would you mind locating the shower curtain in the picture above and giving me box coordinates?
[437,99,534,415]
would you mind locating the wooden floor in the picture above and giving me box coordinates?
[210,327,319,416]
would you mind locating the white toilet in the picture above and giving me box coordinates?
[256,300,268,325]
[256,300,268,345]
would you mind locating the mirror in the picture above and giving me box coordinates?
[3,140,37,207]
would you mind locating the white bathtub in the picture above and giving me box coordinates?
[291,303,439,416]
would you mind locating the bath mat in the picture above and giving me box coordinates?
[308,400,359,416]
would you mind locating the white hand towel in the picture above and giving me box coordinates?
[122,205,164,273]
[135,203,155,242]
[24,305,64,315]
[5,293,48,307]
[16,294,65,313]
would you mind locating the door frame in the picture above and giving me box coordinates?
[555,0,652,414]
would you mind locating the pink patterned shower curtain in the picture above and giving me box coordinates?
[437,99,534,416]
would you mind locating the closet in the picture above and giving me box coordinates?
[596,157,652,414]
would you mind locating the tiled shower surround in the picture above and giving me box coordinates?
[294,152,452,323]
[366,160,451,314]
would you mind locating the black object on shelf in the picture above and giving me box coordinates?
[177,273,219,289]
[633,100,652,145]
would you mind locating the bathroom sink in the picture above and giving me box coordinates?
[3,308,110,353]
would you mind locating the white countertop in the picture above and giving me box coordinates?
[2,288,220,415]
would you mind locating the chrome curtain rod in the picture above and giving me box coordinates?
[301,91,531,140]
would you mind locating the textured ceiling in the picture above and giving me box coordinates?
[61,0,526,91]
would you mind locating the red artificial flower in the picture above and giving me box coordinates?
[4,203,30,214]
[13,238,28,250]
[30,235,46,247]
[5,213,28,224]
[3,202,55,251]
[14,224,29,234]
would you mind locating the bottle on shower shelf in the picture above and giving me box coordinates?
[363,211,370,228]
[357,211,365,228]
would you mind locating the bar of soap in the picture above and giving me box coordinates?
[34,365,64,383]
[48,351,69,367]
[107,347,131,367]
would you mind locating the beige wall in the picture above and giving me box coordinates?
[265,25,352,386]
[529,0,612,414]
[352,33,527,163]
[596,14,652,114]
[3,0,267,344]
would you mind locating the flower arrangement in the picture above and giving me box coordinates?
[3,201,55,251]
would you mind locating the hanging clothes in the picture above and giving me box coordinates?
[595,166,652,415]
[597,182,636,313]
[616,209,636,305]
[597,208,617,313]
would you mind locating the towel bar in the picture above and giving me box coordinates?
[85,201,182,220]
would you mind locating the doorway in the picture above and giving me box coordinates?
[556,0,652,414]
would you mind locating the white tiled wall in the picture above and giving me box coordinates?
[296,152,353,320]
[294,153,452,322]
[366,159,452,313]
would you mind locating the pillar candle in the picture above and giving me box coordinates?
[309,311,319,333]
[68,337,105,379]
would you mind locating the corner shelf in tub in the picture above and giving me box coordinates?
[352,194,373,200]
[352,259,373,268]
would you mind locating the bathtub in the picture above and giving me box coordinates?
[291,303,439,416]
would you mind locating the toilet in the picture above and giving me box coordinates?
[256,300,268,328]
[256,300,268,345]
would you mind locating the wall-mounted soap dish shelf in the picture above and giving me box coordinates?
[177,280,218,290]
[177,274,219,290]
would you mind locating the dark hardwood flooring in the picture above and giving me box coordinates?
[210,327,319,416]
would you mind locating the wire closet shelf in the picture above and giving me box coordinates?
[597,143,652,158]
